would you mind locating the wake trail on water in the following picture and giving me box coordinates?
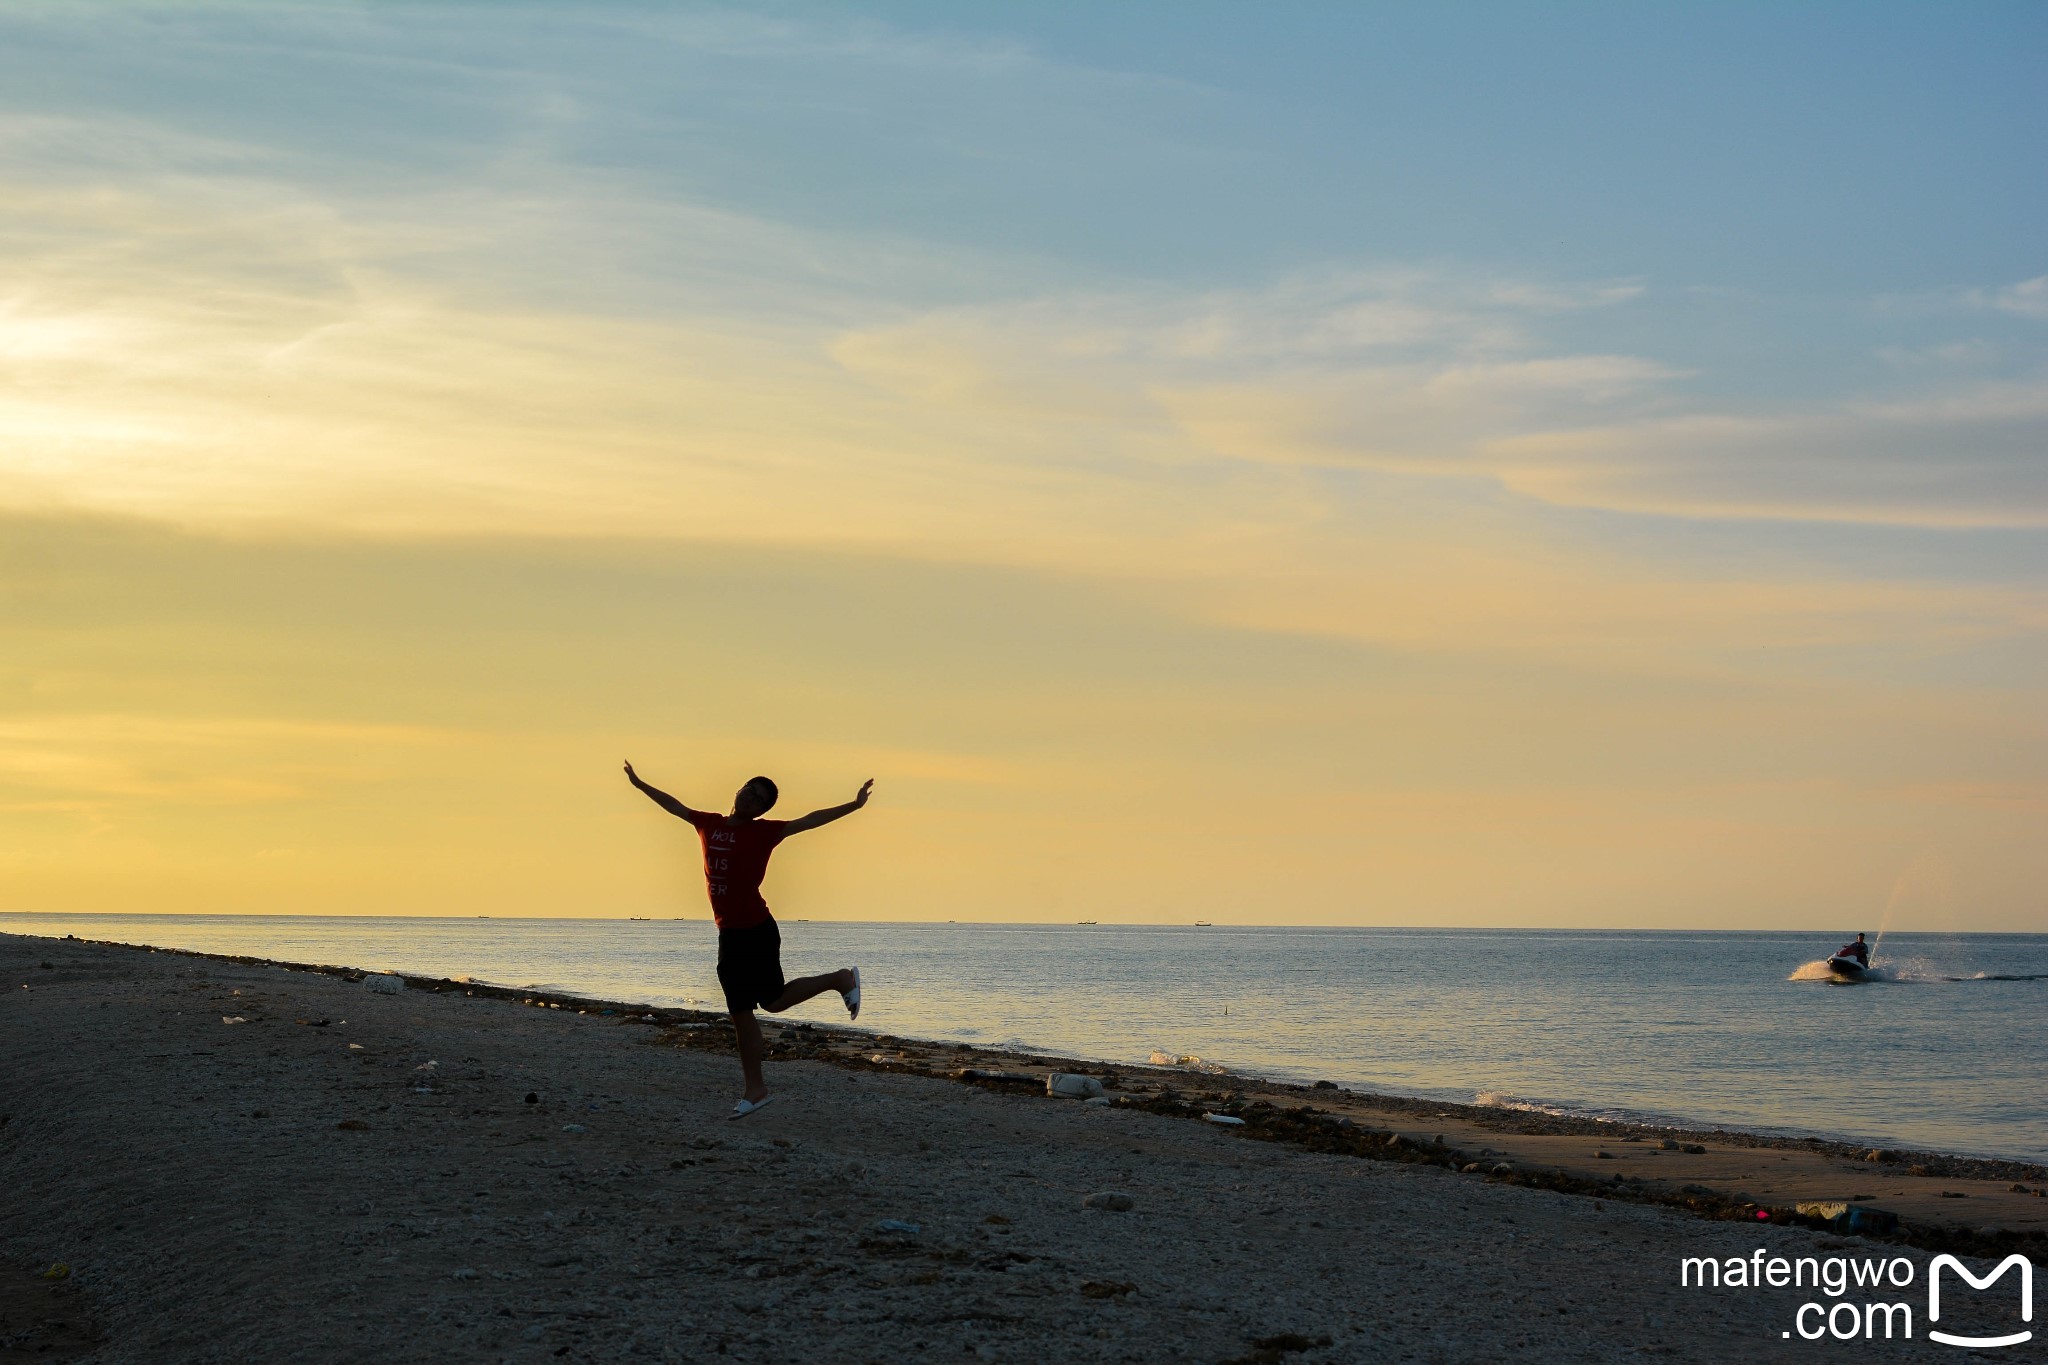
[1942,970,2048,982]
[1787,958,2048,984]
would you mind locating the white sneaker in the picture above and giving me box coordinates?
[844,966,862,1021]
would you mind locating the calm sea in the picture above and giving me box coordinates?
[6,915,2043,1163]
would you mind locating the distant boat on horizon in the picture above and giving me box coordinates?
[1077,920,1097,925]
[1194,921,1212,927]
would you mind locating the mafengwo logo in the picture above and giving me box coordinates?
[1680,1249,2034,1346]
[1928,1254,2033,1350]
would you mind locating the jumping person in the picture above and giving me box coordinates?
[624,761,870,1118]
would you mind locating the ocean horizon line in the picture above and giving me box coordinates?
[1,911,2031,938]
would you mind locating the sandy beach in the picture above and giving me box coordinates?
[4,932,2041,1364]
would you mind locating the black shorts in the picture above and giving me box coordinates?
[716,917,785,1013]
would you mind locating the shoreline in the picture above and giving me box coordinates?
[6,913,2037,1170]
[9,922,2038,1170]
[14,928,2046,1252]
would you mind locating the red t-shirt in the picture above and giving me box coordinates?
[686,812,788,931]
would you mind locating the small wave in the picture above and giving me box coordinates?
[1147,1049,1231,1074]
[1474,1091,1694,1129]
[1474,1090,1575,1118]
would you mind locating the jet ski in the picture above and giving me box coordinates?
[1825,954,1872,981]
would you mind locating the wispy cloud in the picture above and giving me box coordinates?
[1481,380,2048,526]
[1984,275,2048,321]
[0,714,450,809]
[6,5,2041,540]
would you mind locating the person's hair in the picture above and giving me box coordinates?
[744,776,778,810]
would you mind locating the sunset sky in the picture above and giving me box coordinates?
[3,2,2044,929]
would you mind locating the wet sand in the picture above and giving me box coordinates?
[3,932,2041,1363]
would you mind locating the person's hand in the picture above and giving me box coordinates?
[623,760,639,783]
[854,778,874,807]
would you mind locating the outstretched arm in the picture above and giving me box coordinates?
[782,779,874,836]
[623,760,703,822]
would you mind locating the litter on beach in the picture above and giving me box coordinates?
[1202,1114,1245,1126]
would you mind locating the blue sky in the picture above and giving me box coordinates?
[13,3,2045,284]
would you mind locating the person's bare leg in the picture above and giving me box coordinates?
[763,968,855,1014]
[731,971,857,1107]
[732,1008,769,1103]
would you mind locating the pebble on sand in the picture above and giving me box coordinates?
[1082,1192,1135,1211]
